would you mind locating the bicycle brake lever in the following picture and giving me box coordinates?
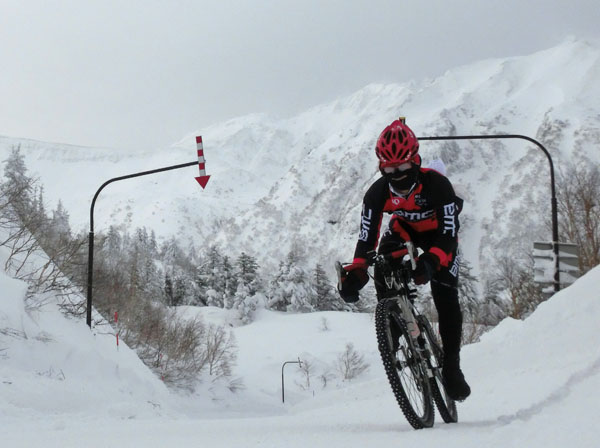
[365,250,378,265]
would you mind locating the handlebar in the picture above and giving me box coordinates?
[365,241,417,271]
[336,241,418,301]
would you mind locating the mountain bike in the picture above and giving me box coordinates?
[336,242,457,429]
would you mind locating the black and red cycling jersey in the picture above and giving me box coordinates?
[353,168,463,268]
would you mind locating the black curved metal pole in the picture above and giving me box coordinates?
[417,134,560,292]
[86,161,198,327]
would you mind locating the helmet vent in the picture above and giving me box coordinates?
[375,119,419,167]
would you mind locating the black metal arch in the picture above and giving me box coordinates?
[417,134,560,293]
[86,161,198,327]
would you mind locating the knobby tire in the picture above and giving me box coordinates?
[375,299,434,429]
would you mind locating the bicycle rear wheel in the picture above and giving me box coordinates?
[417,315,458,423]
[375,299,434,429]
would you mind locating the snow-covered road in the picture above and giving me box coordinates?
[2,261,599,447]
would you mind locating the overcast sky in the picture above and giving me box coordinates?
[1,0,599,151]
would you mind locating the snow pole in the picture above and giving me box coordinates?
[195,136,211,189]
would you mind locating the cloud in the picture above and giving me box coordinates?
[0,0,598,150]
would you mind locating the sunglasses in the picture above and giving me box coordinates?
[382,163,413,174]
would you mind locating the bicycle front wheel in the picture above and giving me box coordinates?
[375,299,434,429]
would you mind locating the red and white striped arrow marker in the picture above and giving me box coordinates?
[195,136,210,189]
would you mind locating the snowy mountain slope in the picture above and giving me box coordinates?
[1,38,599,284]
[2,257,599,447]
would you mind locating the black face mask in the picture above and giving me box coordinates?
[383,165,419,192]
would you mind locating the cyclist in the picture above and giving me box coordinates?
[338,118,471,401]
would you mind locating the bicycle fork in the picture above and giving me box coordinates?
[398,302,440,381]
[399,299,421,339]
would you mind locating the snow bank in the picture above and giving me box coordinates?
[456,265,600,446]
[0,265,171,425]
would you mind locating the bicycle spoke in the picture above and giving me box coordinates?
[375,296,434,428]
[390,332,430,419]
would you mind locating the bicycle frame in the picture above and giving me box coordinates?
[370,242,421,338]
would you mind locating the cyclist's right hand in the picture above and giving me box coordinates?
[336,260,369,303]
[412,252,439,285]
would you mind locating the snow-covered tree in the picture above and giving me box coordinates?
[221,255,237,309]
[227,252,266,322]
[267,249,316,312]
[286,264,316,312]
[31,185,47,230]
[457,256,479,318]
[313,263,341,311]
[267,260,289,311]
[198,245,227,307]
[2,146,32,215]
[105,226,124,269]
[237,252,260,293]
[164,273,174,305]
[51,200,71,237]
[231,281,266,323]
[556,160,600,273]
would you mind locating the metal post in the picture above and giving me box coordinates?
[281,358,302,403]
[86,161,198,327]
[86,230,95,326]
[418,134,560,292]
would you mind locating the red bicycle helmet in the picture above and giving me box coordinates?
[375,119,420,167]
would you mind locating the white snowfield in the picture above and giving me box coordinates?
[1,257,599,447]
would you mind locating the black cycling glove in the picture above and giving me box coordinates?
[413,253,440,285]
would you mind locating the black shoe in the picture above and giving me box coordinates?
[442,356,471,401]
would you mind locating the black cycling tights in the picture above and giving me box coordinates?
[431,280,463,357]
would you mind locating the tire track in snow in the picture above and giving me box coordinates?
[465,355,600,428]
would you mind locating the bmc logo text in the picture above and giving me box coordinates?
[443,202,457,237]
[359,206,372,242]
[393,209,434,222]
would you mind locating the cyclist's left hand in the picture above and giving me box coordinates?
[413,253,439,285]
[338,261,369,302]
